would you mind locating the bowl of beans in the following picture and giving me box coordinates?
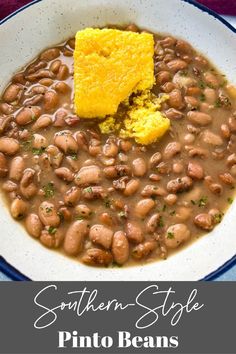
[0,0,236,280]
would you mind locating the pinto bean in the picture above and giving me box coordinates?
[40,48,60,61]
[165,224,190,248]
[55,167,74,182]
[134,198,155,218]
[16,106,41,125]
[120,140,132,152]
[228,116,236,133]
[82,186,107,200]
[146,213,161,233]
[126,23,139,32]
[103,140,118,157]
[25,213,43,238]
[165,108,184,120]
[219,172,235,186]
[10,198,28,219]
[187,111,212,126]
[39,78,53,86]
[160,36,176,48]
[89,224,113,249]
[104,165,131,179]
[0,102,14,115]
[54,82,71,94]
[184,133,195,144]
[123,179,140,196]
[64,220,89,256]
[2,180,17,192]
[0,153,8,177]
[3,84,22,103]
[112,231,129,265]
[46,145,63,168]
[168,89,185,109]
[82,248,113,266]
[188,147,209,158]
[156,71,172,85]
[227,153,236,167]
[220,124,230,139]
[175,207,192,222]
[32,134,47,149]
[32,115,52,130]
[167,176,193,193]
[75,204,92,218]
[204,88,217,104]
[172,162,184,174]
[194,213,213,230]
[132,240,157,259]
[149,152,162,168]
[141,185,167,197]
[40,228,64,249]
[9,156,25,181]
[203,71,219,88]
[126,222,143,243]
[132,158,147,177]
[64,186,81,206]
[167,59,187,72]
[0,137,19,155]
[173,72,196,89]
[75,165,101,186]
[201,130,223,146]
[164,194,177,205]
[38,201,60,227]
[187,161,204,180]
[54,131,78,153]
[163,142,181,160]
[44,90,59,111]
[58,207,72,221]
[57,64,69,80]
[49,59,61,73]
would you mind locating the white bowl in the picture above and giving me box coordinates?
[1,0,236,281]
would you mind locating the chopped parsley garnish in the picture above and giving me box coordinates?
[199,93,206,102]
[198,196,208,207]
[84,187,93,194]
[162,204,167,212]
[43,182,55,198]
[191,200,196,205]
[199,81,206,89]
[169,210,176,216]
[32,147,45,155]
[227,197,234,204]
[118,211,126,218]
[214,213,224,224]
[21,139,32,151]
[167,232,174,239]
[48,226,57,235]
[104,197,111,208]
[69,153,78,160]
[180,70,188,76]
[76,216,84,220]
[214,98,222,108]
[158,216,164,228]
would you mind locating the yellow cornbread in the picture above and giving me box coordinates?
[74,28,155,118]
[99,91,170,145]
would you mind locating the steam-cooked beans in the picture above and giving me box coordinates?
[0,25,235,268]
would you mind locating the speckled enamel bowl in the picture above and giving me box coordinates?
[0,0,236,280]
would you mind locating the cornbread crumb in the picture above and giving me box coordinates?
[99,116,120,134]
[120,92,170,145]
[74,28,154,118]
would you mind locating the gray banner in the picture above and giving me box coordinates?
[0,282,235,354]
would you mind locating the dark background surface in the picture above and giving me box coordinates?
[1,0,236,20]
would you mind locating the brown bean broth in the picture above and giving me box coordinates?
[0,25,235,267]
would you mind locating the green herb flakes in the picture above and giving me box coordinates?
[48,226,57,235]
[167,232,174,239]
[43,182,55,198]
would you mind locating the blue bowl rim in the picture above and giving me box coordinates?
[0,0,235,281]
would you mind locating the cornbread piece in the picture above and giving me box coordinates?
[123,92,170,145]
[74,28,155,118]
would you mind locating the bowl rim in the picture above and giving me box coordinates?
[0,0,236,281]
